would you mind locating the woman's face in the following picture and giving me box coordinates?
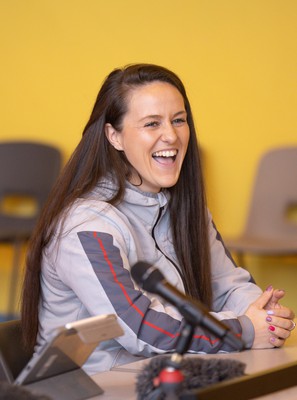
[105,81,190,193]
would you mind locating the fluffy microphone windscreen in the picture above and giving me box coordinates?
[136,355,246,399]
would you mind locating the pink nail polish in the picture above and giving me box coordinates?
[269,325,275,332]
[270,337,276,343]
[266,316,272,322]
[266,285,273,291]
[267,310,274,315]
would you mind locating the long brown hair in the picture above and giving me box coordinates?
[21,63,211,350]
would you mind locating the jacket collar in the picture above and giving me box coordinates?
[91,178,170,227]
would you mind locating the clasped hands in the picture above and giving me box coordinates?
[245,285,296,349]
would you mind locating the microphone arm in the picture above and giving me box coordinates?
[175,323,195,356]
[131,261,245,351]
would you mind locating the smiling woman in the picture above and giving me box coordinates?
[105,81,190,193]
[21,63,295,375]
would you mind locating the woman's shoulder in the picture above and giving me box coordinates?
[65,196,129,228]
[66,177,121,220]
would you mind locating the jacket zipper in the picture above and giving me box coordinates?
[151,206,184,282]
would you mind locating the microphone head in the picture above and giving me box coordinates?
[131,261,164,293]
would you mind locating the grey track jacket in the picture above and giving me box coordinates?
[37,179,262,374]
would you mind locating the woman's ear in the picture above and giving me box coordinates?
[105,123,123,151]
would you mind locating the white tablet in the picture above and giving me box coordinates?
[15,314,123,386]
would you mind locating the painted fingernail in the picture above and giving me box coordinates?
[267,310,274,315]
[269,325,275,332]
[270,337,276,343]
[266,285,273,291]
[266,316,272,322]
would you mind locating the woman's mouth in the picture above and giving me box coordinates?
[152,150,177,164]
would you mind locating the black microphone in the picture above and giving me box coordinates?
[131,261,245,351]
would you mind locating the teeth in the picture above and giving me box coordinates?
[153,150,177,157]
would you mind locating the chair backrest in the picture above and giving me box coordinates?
[244,147,297,239]
[0,319,33,379]
[0,141,62,240]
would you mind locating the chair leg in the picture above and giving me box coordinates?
[7,240,22,317]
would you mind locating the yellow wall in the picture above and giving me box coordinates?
[1,0,297,311]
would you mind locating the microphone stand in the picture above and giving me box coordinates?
[154,322,195,400]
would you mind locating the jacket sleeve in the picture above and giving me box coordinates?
[54,205,260,356]
[207,212,263,348]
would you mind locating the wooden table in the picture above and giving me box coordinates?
[90,331,297,399]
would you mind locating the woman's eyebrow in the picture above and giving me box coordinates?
[139,110,187,121]
[139,114,161,121]
[173,110,187,117]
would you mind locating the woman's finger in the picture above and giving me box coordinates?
[267,324,291,340]
[269,335,286,348]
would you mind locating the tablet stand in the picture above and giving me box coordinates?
[25,368,103,400]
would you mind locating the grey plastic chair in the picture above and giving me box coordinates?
[0,141,62,316]
[224,147,297,267]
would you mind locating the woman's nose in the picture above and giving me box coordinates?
[160,123,177,143]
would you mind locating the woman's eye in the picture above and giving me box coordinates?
[172,118,186,125]
[144,121,160,128]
